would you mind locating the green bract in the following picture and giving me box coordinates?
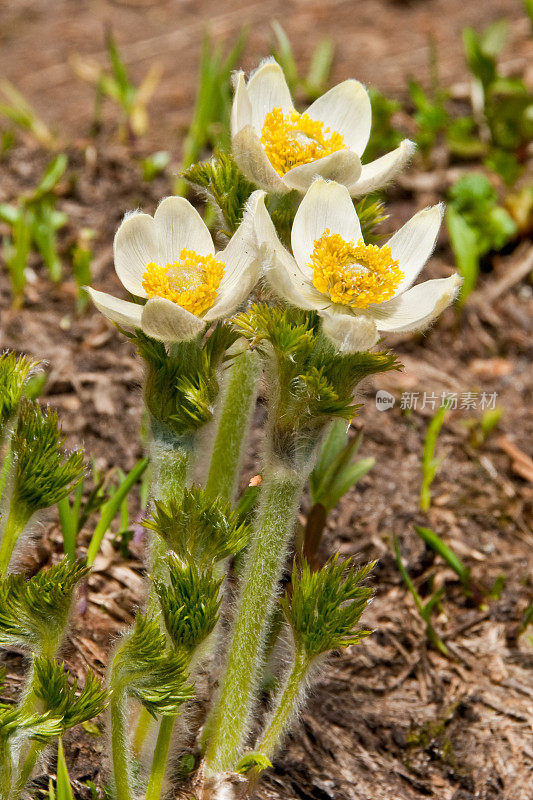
[33,658,108,730]
[11,399,84,517]
[110,614,193,717]
[281,557,375,658]
[143,487,249,569]
[0,559,88,656]
[234,304,400,458]
[131,323,239,436]
[156,556,222,653]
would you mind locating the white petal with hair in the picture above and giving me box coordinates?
[89,192,265,342]
[231,59,415,196]
[254,178,461,351]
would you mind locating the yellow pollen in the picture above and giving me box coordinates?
[309,230,404,309]
[141,249,224,316]
[261,107,346,176]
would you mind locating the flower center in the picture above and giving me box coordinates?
[142,249,224,316]
[309,230,404,309]
[261,107,346,176]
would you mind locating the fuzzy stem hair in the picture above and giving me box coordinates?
[204,464,305,773]
[257,647,313,760]
[204,349,261,504]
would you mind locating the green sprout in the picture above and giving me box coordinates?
[0,79,56,149]
[462,20,533,183]
[420,401,451,512]
[141,151,170,182]
[71,228,95,313]
[0,351,40,439]
[282,556,374,658]
[446,173,517,303]
[175,30,248,195]
[393,536,448,656]
[270,21,335,102]
[109,614,194,800]
[71,30,162,140]
[414,525,470,591]
[110,613,194,718]
[0,154,68,305]
[306,421,374,566]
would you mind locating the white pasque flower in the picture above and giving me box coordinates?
[87,192,264,342]
[231,58,415,196]
[254,179,462,351]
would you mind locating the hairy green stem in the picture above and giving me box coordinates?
[204,350,260,504]
[0,504,29,578]
[0,438,13,504]
[258,648,311,760]
[110,689,132,800]
[11,740,42,800]
[204,465,304,772]
[132,433,193,758]
[144,715,175,800]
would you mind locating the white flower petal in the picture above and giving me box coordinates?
[204,192,265,320]
[246,58,293,133]
[86,287,143,329]
[231,71,253,137]
[388,204,444,296]
[348,139,416,196]
[371,274,462,332]
[305,80,372,155]
[281,150,362,193]
[216,190,265,286]
[291,178,362,272]
[253,195,323,310]
[141,297,205,342]
[114,212,157,296]
[232,126,287,193]
[154,196,214,264]
[320,306,379,352]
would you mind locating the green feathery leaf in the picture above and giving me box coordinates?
[281,556,375,658]
[110,614,193,717]
[0,706,63,746]
[182,151,256,234]
[233,304,401,448]
[0,559,88,655]
[143,486,249,569]
[128,323,239,436]
[0,351,40,437]
[33,658,108,730]
[11,399,84,517]
[156,555,222,653]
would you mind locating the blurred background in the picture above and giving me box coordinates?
[1,0,531,150]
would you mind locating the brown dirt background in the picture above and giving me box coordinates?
[1,1,532,799]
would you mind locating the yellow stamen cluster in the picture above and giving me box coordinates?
[261,107,346,177]
[309,230,403,309]
[142,249,224,316]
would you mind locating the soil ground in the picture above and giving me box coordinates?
[0,1,532,799]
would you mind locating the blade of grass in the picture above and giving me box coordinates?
[414,525,470,588]
[86,457,148,565]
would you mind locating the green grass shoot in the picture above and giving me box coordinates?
[420,401,451,512]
